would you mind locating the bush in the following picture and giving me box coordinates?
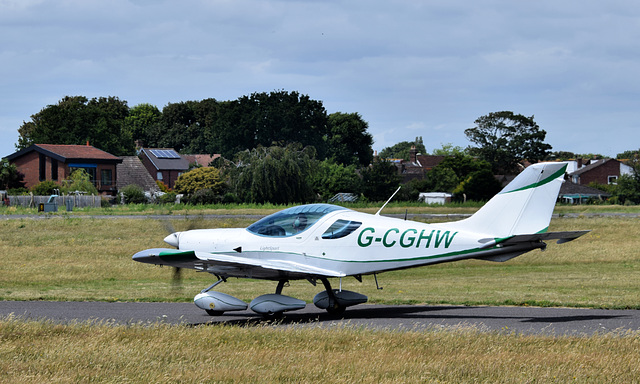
[121,184,146,204]
[31,180,61,195]
[182,188,220,205]
[156,180,171,193]
[174,167,224,195]
[158,192,177,205]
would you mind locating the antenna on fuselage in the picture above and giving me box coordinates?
[375,186,401,216]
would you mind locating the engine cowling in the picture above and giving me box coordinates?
[194,291,248,312]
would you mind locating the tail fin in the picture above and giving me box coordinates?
[455,162,567,237]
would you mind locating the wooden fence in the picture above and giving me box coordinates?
[7,195,103,209]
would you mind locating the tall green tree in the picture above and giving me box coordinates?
[227,143,318,204]
[326,112,374,167]
[17,96,134,156]
[361,160,402,201]
[465,111,551,174]
[312,160,362,200]
[124,103,162,148]
[379,137,427,160]
[0,159,25,190]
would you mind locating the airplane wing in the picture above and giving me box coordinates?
[133,248,345,279]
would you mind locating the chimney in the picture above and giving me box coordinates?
[86,140,90,146]
[577,158,583,168]
[410,145,417,164]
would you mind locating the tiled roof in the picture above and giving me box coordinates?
[117,156,159,192]
[182,154,221,167]
[5,144,122,163]
[141,148,189,171]
[36,144,121,160]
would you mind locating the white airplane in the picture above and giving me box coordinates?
[133,162,588,317]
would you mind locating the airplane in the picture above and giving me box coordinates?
[133,162,589,317]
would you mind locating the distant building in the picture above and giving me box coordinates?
[419,192,452,205]
[138,148,189,189]
[568,158,633,185]
[559,181,610,204]
[4,144,122,195]
[181,154,221,168]
[117,156,160,193]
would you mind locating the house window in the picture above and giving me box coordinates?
[101,169,113,186]
[51,159,58,181]
[608,175,618,185]
[39,154,46,181]
[157,172,163,180]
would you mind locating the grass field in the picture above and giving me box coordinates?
[1,210,639,383]
[0,213,638,308]
[0,316,638,383]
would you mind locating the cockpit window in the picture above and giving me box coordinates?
[321,219,362,239]
[247,204,348,238]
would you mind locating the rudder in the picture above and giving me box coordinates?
[454,162,567,238]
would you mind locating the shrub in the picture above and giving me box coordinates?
[121,184,146,204]
[156,180,171,193]
[31,180,61,195]
[61,169,98,195]
[182,188,220,205]
[158,192,177,205]
[174,167,224,195]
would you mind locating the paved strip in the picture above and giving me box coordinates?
[1,301,638,336]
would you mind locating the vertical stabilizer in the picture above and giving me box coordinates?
[455,162,567,237]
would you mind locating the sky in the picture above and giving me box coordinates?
[1,0,639,158]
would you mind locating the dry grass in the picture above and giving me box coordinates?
[1,316,639,384]
[1,215,639,308]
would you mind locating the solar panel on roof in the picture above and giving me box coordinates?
[150,149,181,159]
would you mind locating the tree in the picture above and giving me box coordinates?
[124,103,162,147]
[361,160,402,201]
[61,169,98,195]
[465,111,552,174]
[379,137,427,160]
[431,143,467,156]
[453,169,502,202]
[325,112,374,166]
[17,96,135,156]
[0,159,26,190]
[312,160,362,201]
[227,144,318,204]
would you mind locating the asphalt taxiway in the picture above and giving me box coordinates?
[1,301,638,336]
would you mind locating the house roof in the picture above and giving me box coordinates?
[559,181,611,197]
[182,154,221,167]
[570,159,618,176]
[117,156,159,192]
[140,148,189,171]
[5,144,122,163]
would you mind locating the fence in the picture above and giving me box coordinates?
[7,195,103,209]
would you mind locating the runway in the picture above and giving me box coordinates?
[1,301,639,336]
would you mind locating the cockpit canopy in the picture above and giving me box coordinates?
[247,204,348,238]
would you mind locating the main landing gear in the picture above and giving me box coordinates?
[193,277,368,318]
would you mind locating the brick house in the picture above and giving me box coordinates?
[4,144,122,195]
[138,148,189,189]
[569,158,633,185]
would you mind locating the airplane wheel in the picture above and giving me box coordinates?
[205,309,225,316]
[326,305,345,316]
[262,311,284,320]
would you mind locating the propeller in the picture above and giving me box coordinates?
[161,220,183,290]
[161,218,203,291]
